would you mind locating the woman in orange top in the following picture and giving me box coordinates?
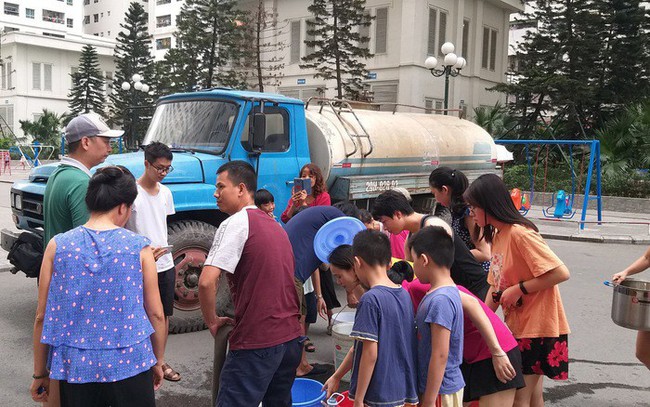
[464,174,570,407]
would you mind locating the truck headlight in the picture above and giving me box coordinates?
[14,194,22,210]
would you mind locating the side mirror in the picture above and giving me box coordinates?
[252,113,266,151]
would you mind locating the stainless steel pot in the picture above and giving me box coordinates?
[608,278,650,331]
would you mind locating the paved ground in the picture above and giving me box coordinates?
[0,169,649,405]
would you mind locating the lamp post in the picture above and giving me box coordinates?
[121,74,149,148]
[424,42,466,115]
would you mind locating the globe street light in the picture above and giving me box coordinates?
[424,42,466,115]
[120,74,150,148]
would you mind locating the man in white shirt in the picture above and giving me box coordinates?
[125,142,180,381]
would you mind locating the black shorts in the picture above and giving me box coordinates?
[158,267,176,316]
[517,334,569,380]
[461,346,526,402]
[319,266,341,310]
[60,369,155,407]
[304,292,317,324]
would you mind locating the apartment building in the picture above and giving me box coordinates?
[82,0,148,39]
[0,1,115,141]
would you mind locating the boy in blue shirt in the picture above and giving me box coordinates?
[410,225,465,407]
[348,229,419,407]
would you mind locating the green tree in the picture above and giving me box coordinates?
[171,0,249,90]
[495,0,650,138]
[300,0,373,99]
[19,109,63,147]
[109,2,155,147]
[68,44,106,118]
[596,100,650,175]
[473,102,518,139]
[244,0,285,92]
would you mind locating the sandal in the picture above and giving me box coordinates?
[304,340,316,353]
[162,363,181,382]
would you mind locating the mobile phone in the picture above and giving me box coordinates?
[294,178,312,195]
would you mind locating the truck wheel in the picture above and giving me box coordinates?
[167,220,234,334]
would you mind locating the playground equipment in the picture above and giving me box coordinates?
[496,139,602,230]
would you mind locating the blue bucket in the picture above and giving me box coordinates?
[292,378,326,407]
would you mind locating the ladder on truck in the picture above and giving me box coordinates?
[306,97,374,158]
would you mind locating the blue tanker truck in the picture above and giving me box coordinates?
[2,89,497,333]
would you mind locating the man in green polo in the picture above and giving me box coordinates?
[43,112,123,244]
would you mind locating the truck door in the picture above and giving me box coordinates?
[238,104,298,220]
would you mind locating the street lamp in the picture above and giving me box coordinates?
[424,42,466,115]
[121,74,149,148]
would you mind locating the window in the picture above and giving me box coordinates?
[425,98,444,114]
[359,12,370,50]
[241,107,290,153]
[427,8,448,56]
[100,12,103,17]
[4,2,18,16]
[67,0,73,5]
[32,63,41,90]
[100,32,104,37]
[83,0,89,4]
[156,37,171,50]
[0,105,14,134]
[93,14,98,23]
[482,27,498,71]
[107,11,110,16]
[43,32,65,38]
[26,8,34,19]
[305,19,315,57]
[157,0,171,4]
[289,20,300,64]
[1,62,12,90]
[375,7,388,54]
[370,81,398,111]
[44,64,52,91]
[43,9,65,24]
[83,15,89,24]
[156,15,171,27]
[67,18,73,28]
[94,0,98,3]
[107,30,110,36]
[462,19,470,59]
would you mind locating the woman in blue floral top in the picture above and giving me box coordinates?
[429,167,491,274]
[31,166,166,406]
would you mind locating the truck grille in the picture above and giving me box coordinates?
[22,192,44,221]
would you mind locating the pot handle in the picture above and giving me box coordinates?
[603,280,616,287]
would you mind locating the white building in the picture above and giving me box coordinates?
[0,1,116,142]
[82,0,147,39]
[148,0,183,61]
[1,0,83,36]
[270,0,524,115]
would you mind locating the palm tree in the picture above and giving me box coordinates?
[596,101,650,176]
[19,109,63,147]
[472,102,518,139]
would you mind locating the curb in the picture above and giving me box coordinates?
[542,232,650,245]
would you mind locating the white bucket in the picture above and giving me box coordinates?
[332,322,354,383]
[332,311,355,325]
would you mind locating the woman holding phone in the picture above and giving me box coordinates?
[281,163,331,223]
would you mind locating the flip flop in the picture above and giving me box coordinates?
[304,340,316,353]
[297,363,330,378]
[162,363,181,382]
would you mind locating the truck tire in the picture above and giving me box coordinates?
[167,220,234,334]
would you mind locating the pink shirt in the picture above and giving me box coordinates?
[280,191,331,223]
[389,230,409,259]
[402,281,518,364]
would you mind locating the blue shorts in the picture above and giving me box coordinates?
[216,336,303,407]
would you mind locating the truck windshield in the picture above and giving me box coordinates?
[143,100,239,154]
